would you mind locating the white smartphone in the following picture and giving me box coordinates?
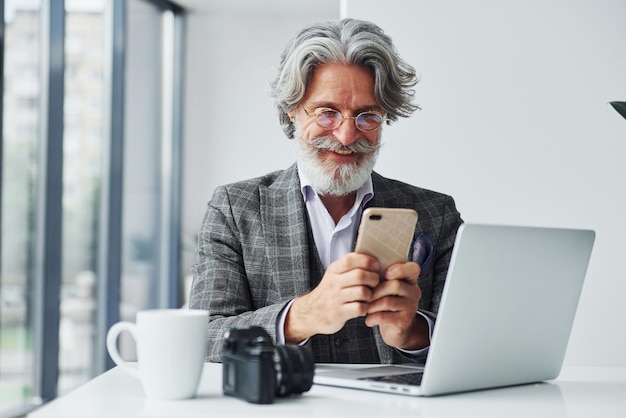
[354,207,418,277]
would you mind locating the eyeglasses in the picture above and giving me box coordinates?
[301,105,388,132]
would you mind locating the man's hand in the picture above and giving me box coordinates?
[285,253,380,343]
[365,261,430,350]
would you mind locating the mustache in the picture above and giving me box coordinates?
[309,136,381,155]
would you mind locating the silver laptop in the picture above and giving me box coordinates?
[314,223,595,397]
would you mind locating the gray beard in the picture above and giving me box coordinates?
[295,133,381,197]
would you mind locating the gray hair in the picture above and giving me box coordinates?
[270,18,419,139]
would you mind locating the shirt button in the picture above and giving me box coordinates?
[334,337,343,347]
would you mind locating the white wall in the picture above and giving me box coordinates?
[181,4,341,279]
[345,0,626,367]
[183,1,626,367]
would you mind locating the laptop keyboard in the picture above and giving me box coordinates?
[360,372,424,386]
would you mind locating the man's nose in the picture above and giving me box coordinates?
[332,116,360,146]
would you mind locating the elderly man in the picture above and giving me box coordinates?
[190,18,462,364]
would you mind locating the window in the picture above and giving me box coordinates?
[1,2,42,416]
[59,0,105,393]
[0,0,184,416]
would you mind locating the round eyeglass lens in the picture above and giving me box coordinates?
[356,113,383,131]
[316,110,341,129]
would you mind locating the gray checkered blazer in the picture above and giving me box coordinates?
[190,164,462,363]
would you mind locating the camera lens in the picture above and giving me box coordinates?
[273,344,315,396]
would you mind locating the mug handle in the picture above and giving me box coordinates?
[106,322,141,379]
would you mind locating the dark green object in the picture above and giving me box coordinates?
[610,101,626,120]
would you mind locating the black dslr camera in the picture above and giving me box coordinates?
[222,326,315,404]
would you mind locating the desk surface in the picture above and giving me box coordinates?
[28,364,626,418]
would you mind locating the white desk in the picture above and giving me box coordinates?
[28,363,626,417]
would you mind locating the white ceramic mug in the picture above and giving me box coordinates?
[106,309,209,400]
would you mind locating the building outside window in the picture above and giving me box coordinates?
[1,2,43,412]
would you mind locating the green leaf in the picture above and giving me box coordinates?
[609,101,626,120]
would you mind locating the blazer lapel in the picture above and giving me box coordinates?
[259,165,314,299]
